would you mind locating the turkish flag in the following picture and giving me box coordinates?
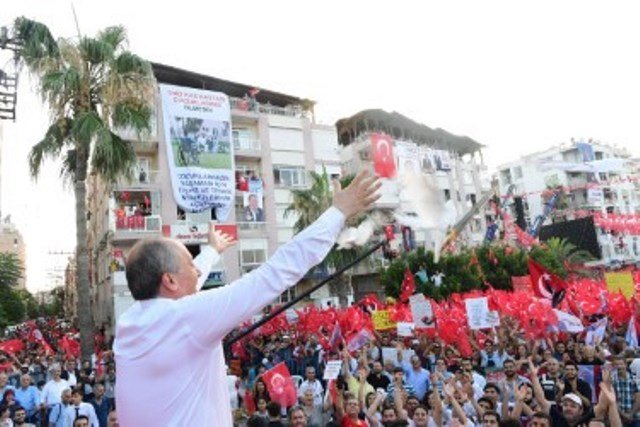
[370,133,396,178]
[262,362,297,408]
[399,267,416,302]
[0,339,24,354]
[59,336,80,358]
[528,259,566,304]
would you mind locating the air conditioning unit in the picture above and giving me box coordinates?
[145,215,162,231]
[359,149,371,161]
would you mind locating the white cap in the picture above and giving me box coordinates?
[562,393,582,407]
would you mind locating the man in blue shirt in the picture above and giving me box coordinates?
[14,374,41,423]
[90,383,111,427]
[401,354,431,401]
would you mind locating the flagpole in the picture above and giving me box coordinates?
[226,240,386,346]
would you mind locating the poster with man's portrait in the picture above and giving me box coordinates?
[243,192,265,222]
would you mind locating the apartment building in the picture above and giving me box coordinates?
[336,109,491,300]
[86,63,341,331]
[496,138,640,262]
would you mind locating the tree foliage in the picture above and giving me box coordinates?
[13,17,154,358]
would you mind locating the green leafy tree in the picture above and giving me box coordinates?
[0,289,26,325]
[0,252,23,288]
[13,17,154,358]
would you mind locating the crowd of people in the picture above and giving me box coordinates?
[0,318,118,427]
[227,312,640,427]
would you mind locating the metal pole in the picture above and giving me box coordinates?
[226,240,385,345]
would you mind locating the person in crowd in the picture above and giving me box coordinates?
[0,390,18,418]
[41,365,70,409]
[297,367,324,406]
[48,389,71,427]
[89,384,110,427]
[11,406,34,427]
[64,388,98,427]
[13,374,39,424]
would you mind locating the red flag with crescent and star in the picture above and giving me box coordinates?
[261,362,297,407]
[528,259,566,301]
[370,133,396,178]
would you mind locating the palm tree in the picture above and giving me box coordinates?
[12,17,154,359]
[284,168,362,306]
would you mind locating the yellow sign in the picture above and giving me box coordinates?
[604,272,635,299]
[372,310,397,331]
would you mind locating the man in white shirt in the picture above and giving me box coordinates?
[41,365,70,409]
[114,171,380,426]
[297,366,324,406]
[65,389,99,427]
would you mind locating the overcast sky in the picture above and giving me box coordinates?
[2,0,640,291]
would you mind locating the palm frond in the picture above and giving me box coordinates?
[97,26,126,50]
[113,51,151,75]
[14,17,60,69]
[112,100,152,134]
[60,148,78,183]
[28,118,72,178]
[79,37,115,65]
[91,129,136,182]
[71,111,105,146]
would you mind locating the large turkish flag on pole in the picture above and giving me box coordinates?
[370,133,396,178]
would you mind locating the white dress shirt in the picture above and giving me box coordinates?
[115,207,345,427]
[41,379,70,407]
[64,401,99,427]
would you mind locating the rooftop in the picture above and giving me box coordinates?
[151,62,314,110]
[335,109,483,155]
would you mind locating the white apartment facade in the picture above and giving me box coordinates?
[86,64,341,332]
[336,110,491,298]
[496,138,640,262]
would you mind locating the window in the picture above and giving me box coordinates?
[240,239,268,269]
[273,166,307,187]
[599,172,607,181]
[443,189,451,201]
[279,288,296,304]
[177,207,216,221]
[513,166,523,180]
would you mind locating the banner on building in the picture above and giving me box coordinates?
[420,147,436,173]
[434,150,452,171]
[395,140,421,175]
[587,188,604,204]
[159,84,234,219]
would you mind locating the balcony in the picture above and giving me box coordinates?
[233,138,261,157]
[115,170,160,189]
[110,190,162,241]
[230,96,307,118]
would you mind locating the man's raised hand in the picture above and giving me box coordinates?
[332,170,381,219]
[208,224,236,253]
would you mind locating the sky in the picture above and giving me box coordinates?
[2,0,640,291]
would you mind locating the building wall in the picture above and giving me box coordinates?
[0,221,27,289]
[496,139,639,261]
[339,133,490,252]
[88,84,342,332]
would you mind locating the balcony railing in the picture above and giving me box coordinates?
[116,170,159,188]
[237,221,267,232]
[114,214,162,232]
[230,96,308,118]
[233,138,261,152]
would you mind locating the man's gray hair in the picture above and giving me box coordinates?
[125,238,182,300]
